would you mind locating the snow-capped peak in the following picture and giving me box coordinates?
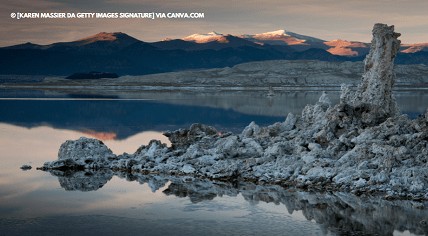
[255,30,290,37]
[183,32,227,43]
[245,29,307,45]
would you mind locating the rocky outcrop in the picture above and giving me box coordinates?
[346,23,401,123]
[164,123,220,149]
[39,24,428,200]
[46,138,116,170]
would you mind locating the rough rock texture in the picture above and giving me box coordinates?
[347,23,401,123]
[49,138,116,170]
[40,24,428,200]
[164,123,220,149]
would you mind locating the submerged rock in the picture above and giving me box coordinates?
[39,24,428,200]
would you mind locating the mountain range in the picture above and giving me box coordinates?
[1,30,427,76]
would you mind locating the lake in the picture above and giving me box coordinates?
[0,88,427,235]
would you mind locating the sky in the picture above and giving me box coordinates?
[1,0,428,46]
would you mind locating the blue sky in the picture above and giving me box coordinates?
[1,0,428,46]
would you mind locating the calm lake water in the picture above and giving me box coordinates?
[0,88,427,235]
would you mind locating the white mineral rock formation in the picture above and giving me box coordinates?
[39,24,428,200]
[347,23,401,123]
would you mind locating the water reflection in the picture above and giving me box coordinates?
[1,90,427,141]
[0,123,171,219]
[44,170,428,236]
[0,98,285,138]
[49,170,114,191]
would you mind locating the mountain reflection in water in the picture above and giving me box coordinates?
[1,90,428,140]
[45,169,428,236]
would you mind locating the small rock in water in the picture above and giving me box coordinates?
[20,164,32,170]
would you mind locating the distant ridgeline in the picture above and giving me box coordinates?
[0,31,427,76]
[65,72,119,80]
